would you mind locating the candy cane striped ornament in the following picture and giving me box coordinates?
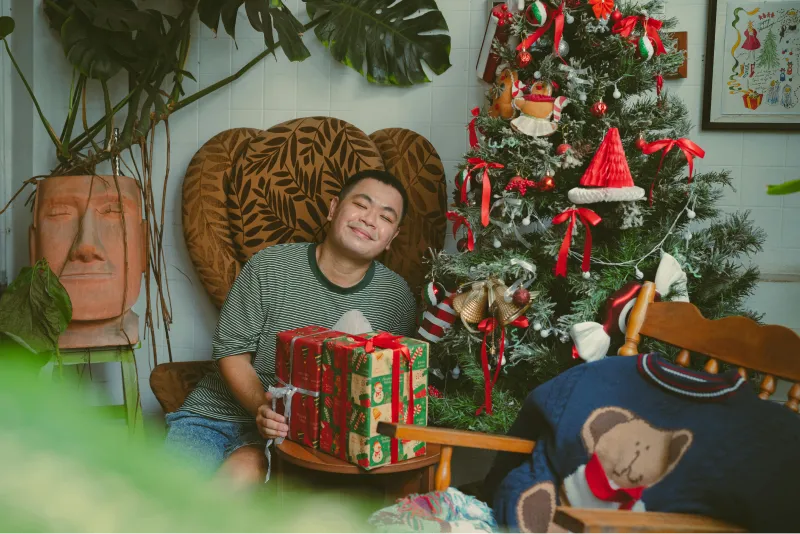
[552,96,570,122]
[418,292,457,343]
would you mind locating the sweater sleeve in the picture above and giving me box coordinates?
[211,257,268,360]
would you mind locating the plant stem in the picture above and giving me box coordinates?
[69,86,138,152]
[101,79,113,149]
[2,38,66,158]
[171,16,325,113]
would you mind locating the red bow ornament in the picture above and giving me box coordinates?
[553,208,601,277]
[584,453,645,510]
[446,211,474,251]
[517,0,567,64]
[476,315,529,415]
[467,157,504,227]
[640,138,705,205]
[612,15,667,57]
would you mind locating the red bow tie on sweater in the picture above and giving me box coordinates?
[584,453,645,510]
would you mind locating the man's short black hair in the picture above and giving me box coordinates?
[338,169,409,224]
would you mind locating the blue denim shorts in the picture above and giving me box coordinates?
[164,410,265,472]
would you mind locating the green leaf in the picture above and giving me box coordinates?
[43,0,71,34]
[245,0,275,52]
[220,0,245,40]
[70,0,152,32]
[0,16,15,39]
[0,259,72,358]
[304,0,451,86]
[61,14,126,80]
[197,0,224,33]
[767,178,800,196]
[270,3,310,62]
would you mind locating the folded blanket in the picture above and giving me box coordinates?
[369,488,497,533]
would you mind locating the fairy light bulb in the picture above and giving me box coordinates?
[613,84,621,99]
[582,271,591,279]
[522,216,531,226]
[493,238,502,248]
[686,209,696,219]
[635,267,644,280]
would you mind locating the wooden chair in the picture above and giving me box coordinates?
[378,280,800,532]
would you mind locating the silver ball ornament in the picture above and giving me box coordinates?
[613,88,622,99]
[565,13,574,24]
[534,71,542,79]
[522,217,531,226]
[451,364,461,379]
[557,39,569,57]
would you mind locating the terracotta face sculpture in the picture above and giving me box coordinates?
[29,175,145,349]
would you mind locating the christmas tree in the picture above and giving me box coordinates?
[757,28,780,70]
[420,0,765,433]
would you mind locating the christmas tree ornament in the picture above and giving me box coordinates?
[558,39,570,57]
[610,8,623,23]
[538,175,556,191]
[635,267,644,279]
[522,217,531,226]
[506,175,538,195]
[686,209,696,219]
[418,290,457,343]
[612,84,621,99]
[451,364,461,379]
[639,137,705,205]
[541,328,551,337]
[447,211,475,251]
[489,69,522,120]
[468,107,481,149]
[422,281,445,307]
[512,287,531,306]
[533,321,542,330]
[534,71,542,79]
[578,92,587,102]
[590,100,608,117]
[452,281,491,329]
[517,0,568,63]
[457,238,470,252]
[476,3,515,83]
[612,13,667,59]
[565,12,574,24]
[634,133,647,150]
[569,253,688,362]
[511,81,571,137]
[582,271,592,279]
[491,281,532,326]
[568,127,645,204]
[517,50,533,68]
[553,207,602,277]
[466,157,504,226]
[655,73,664,101]
[683,230,693,241]
[427,385,443,399]
[556,143,572,155]
[493,238,502,248]
[526,0,548,25]
[589,0,614,20]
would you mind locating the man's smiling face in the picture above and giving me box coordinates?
[327,177,403,261]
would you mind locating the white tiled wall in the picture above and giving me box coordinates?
[3,0,800,415]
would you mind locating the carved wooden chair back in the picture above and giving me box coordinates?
[620,281,800,412]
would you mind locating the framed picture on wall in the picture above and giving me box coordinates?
[702,0,800,130]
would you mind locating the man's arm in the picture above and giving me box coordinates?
[218,354,267,418]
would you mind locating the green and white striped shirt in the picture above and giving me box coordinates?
[181,243,418,423]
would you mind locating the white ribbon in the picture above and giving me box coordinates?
[263,329,330,482]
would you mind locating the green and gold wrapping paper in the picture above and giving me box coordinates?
[319,332,429,470]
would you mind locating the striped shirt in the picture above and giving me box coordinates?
[180,243,418,423]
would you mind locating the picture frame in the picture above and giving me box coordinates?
[702,0,800,130]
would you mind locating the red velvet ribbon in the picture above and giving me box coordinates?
[468,107,480,149]
[446,211,474,251]
[612,15,666,56]
[337,332,414,464]
[552,208,601,277]
[585,453,645,509]
[467,157,504,227]
[517,1,567,64]
[640,138,705,205]
[476,316,529,415]
[655,74,664,97]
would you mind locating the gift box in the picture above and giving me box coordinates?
[319,332,429,470]
[742,91,763,110]
[273,326,346,448]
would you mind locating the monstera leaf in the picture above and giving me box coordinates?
[305,0,451,86]
[0,259,72,361]
[60,13,130,80]
[198,0,310,62]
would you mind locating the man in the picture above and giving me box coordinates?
[164,170,418,486]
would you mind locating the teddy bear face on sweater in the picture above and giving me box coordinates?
[582,407,693,489]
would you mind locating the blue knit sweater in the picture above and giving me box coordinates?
[491,353,800,532]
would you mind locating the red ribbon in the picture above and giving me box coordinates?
[655,73,664,97]
[468,107,480,148]
[446,211,474,251]
[467,157,504,227]
[520,94,556,103]
[476,316,529,415]
[552,208,601,277]
[585,453,645,509]
[612,15,666,56]
[640,138,705,205]
[517,1,567,64]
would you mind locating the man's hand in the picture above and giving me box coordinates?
[256,391,289,440]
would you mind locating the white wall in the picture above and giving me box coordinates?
[2,0,799,415]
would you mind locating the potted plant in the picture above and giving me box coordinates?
[0,0,452,360]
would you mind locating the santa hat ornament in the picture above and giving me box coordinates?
[569,252,689,362]
[568,128,645,204]
[418,289,457,343]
